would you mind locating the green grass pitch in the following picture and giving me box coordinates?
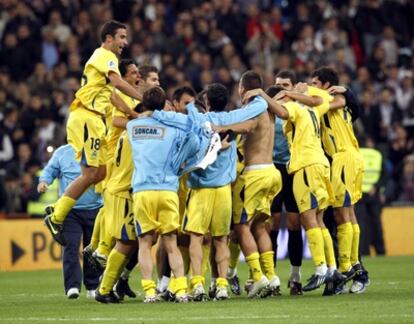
[0,256,413,323]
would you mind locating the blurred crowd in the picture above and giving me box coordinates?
[0,0,413,214]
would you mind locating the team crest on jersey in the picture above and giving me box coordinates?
[132,126,165,139]
[108,60,116,69]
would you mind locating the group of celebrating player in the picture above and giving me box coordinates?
[42,20,370,304]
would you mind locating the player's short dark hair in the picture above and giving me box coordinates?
[276,70,297,85]
[311,67,339,87]
[100,20,127,42]
[207,83,229,112]
[142,86,165,111]
[119,59,136,77]
[265,86,284,98]
[240,71,263,91]
[138,65,159,81]
[172,86,196,102]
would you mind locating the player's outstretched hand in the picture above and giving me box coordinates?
[37,182,48,193]
[243,89,263,104]
[328,86,347,94]
[294,82,308,93]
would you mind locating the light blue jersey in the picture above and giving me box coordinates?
[39,145,102,210]
[273,117,290,165]
[127,112,213,193]
[152,97,268,188]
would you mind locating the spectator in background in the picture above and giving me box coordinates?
[46,10,71,44]
[0,0,411,215]
[0,129,13,176]
[377,87,402,143]
[399,155,414,203]
[42,26,59,71]
[357,137,387,256]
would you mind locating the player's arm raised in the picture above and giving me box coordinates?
[111,91,139,119]
[243,89,289,120]
[108,71,141,101]
[213,118,259,134]
[284,90,323,107]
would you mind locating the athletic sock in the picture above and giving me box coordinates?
[216,277,228,289]
[289,265,302,283]
[321,228,336,269]
[141,279,156,297]
[175,276,188,297]
[337,222,353,272]
[125,249,138,272]
[89,210,102,250]
[270,230,279,265]
[260,251,275,280]
[52,196,76,224]
[306,227,326,267]
[99,249,128,295]
[190,275,204,291]
[288,229,303,267]
[245,252,263,282]
[351,223,361,265]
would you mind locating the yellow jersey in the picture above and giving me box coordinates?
[73,47,120,116]
[106,90,139,160]
[284,100,330,174]
[106,131,133,198]
[308,86,360,157]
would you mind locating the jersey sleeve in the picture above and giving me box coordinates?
[90,49,120,77]
[314,101,330,116]
[39,149,61,184]
[206,96,267,125]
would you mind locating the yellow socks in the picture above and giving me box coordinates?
[141,279,156,297]
[260,251,275,280]
[337,222,353,272]
[179,246,190,275]
[229,240,241,270]
[201,244,211,276]
[216,277,228,289]
[168,275,176,293]
[245,252,263,282]
[351,223,361,265]
[99,249,128,295]
[97,210,114,257]
[190,275,204,288]
[52,196,76,224]
[89,209,102,250]
[174,276,188,297]
[321,228,336,268]
[306,227,326,267]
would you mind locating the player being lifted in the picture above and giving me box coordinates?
[44,21,141,245]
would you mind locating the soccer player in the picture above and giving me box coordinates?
[44,20,141,245]
[127,86,221,303]
[38,144,102,299]
[242,85,333,292]
[156,86,197,297]
[95,130,136,303]
[172,86,197,113]
[138,65,160,92]
[294,67,368,294]
[214,71,282,298]
[85,59,140,272]
[270,70,303,295]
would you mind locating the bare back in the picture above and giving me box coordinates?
[244,111,275,166]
